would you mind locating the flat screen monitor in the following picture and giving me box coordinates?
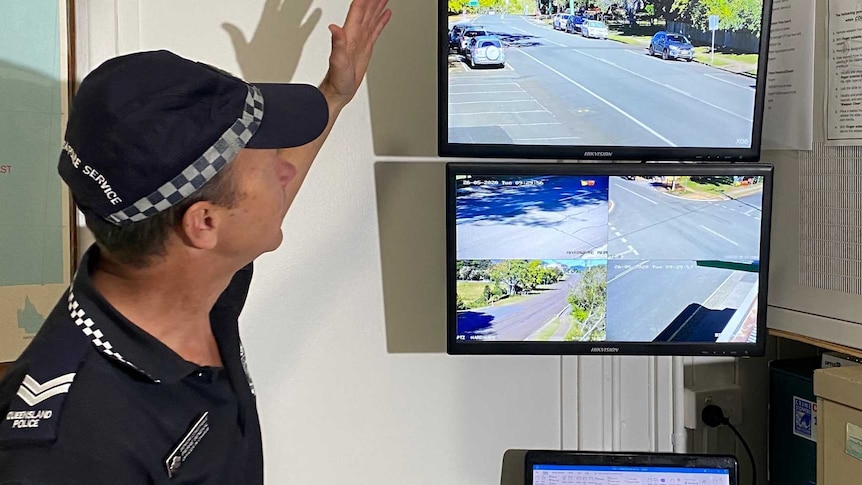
[525,450,737,485]
[447,162,772,356]
[439,2,772,161]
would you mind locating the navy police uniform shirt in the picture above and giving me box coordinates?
[0,246,263,484]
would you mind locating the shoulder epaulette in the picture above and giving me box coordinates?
[0,310,91,446]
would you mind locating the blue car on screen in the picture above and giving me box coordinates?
[648,31,694,62]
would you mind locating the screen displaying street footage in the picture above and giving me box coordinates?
[446,162,773,356]
[439,1,772,161]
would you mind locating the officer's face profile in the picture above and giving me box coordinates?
[183,148,298,262]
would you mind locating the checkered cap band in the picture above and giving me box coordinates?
[106,85,264,225]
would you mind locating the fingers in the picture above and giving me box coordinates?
[332,0,390,67]
[343,0,389,36]
[329,24,346,50]
[366,8,392,54]
[365,0,389,27]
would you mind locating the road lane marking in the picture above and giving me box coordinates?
[621,238,627,243]
[615,232,622,237]
[608,260,650,284]
[614,245,640,257]
[625,49,653,58]
[699,225,739,246]
[515,136,581,141]
[449,80,520,86]
[448,99,538,105]
[744,208,757,216]
[448,91,527,96]
[540,38,567,47]
[614,183,659,204]
[498,122,561,126]
[610,226,616,230]
[573,49,753,122]
[449,81,520,85]
[513,49,676,146]
[450,109,549,115]
[705,74,754,90]
[661,83,691,96]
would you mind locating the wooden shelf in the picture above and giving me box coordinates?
[770,328,862,359]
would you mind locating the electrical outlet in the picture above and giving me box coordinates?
[683,384,743,429]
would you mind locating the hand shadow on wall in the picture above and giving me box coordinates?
[222,0,322,82]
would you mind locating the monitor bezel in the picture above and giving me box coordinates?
[437,1,774,162]
[524,450,738,485]
[446,162,773,356]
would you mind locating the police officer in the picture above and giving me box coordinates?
[0,0,390,482]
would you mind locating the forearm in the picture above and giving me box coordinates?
[275,83,346,197]
[274,0,390,194]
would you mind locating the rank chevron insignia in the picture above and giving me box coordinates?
[16,374,76,406]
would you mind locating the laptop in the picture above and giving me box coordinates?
[525,450,737,485]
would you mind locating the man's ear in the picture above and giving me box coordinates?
[180,201,221,250]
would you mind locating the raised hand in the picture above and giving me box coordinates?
[320,0,392,110]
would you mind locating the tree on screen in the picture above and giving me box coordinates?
[666,0,762,34]
[489,260,563,296]
[567,265,607,341]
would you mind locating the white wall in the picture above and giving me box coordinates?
[76,1,563,483]
[73,1,748,483]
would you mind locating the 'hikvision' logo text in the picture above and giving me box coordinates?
[590,347,620,353]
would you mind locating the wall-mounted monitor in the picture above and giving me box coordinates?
[439,1,772,161]
[446,162,773,356]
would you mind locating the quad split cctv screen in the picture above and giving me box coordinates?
[439,0,774,356]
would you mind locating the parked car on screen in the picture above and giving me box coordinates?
[648,31,694,61]
[581,20,608,39]
[553,13,571,30]
[465,36,506,68]
[566,15,586,33]
[551,13,562,28]
[460,27,488,53]
[449,23,473,51]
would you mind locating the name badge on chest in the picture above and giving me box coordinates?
[165,411,210,479]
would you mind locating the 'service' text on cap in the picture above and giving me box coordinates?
[62,141,123,206]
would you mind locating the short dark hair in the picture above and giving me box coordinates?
[83,163,239,268]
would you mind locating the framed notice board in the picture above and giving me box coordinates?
[0,0,76,364]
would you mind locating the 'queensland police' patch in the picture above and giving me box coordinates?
[0,311,90,445]
[1,371,80,443]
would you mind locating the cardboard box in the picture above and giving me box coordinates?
[822,351,862,369]
[814,365,862,485]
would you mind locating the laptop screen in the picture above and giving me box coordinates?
[532,464,731,484]
[524,451,737,485]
